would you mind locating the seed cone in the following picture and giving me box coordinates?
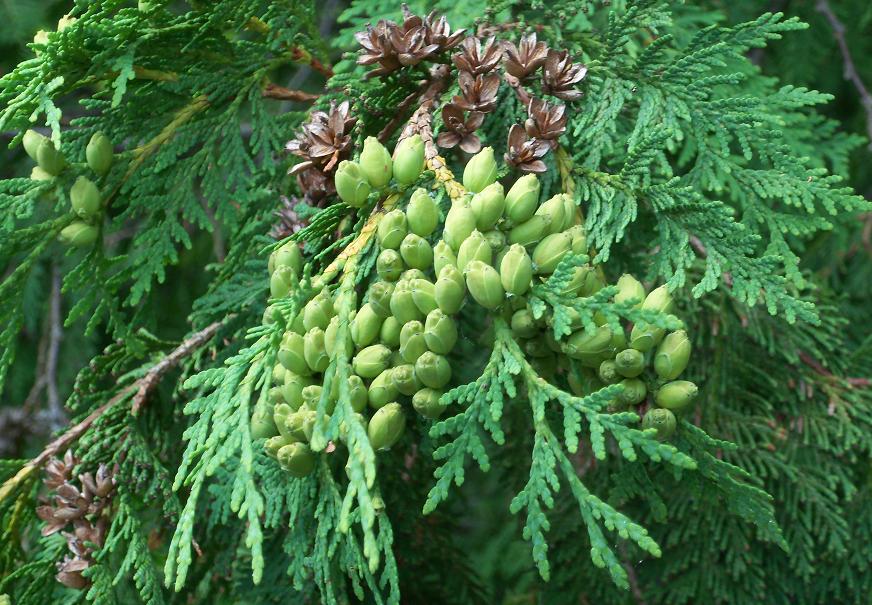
[654,330,691,380]
[642,408,676,440]
[655,380,698,411]
[393,134,425,184]
[505,174,540,222]
[457,230,492,272]
[335,160,372,207]
[470,182,506,230]
[407,188,439,236]
[463,147,498,193]
[465,260,504,310]
[368,402,406,450]
[360,136,393,188]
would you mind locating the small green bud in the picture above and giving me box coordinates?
[377,249,404,281]
[281,372,314,410]
[353,344,392,378]
[532,231,572,274]
[614,274,645,309]
[463,147,498,193]
[400,320,427,363]
[400,233,433,270]
[70,176,101,220]
[346,375,369,413]
[598,360,620,384]
[277,442,316,477]
[614,348,645,378]
[406,188,439,236]
[565,326,613,367]
[642,408,677,440]
[272,364,287,385]
[563,266,602,297]
[37,138,65,175]
[304,328,330,372]
[269,266,294,298]
[86,131,114,176]
[465,260,504,310]
[368,281,395,317]
[301,384,324,411]
[378,209,408,250]
[359,136,393,188]
[444,202,477,252]
[251,402,278,439]
[303,292,334,331]
[278,331,310,375]
[415,351,452,389]
[435,265,466,314]
[334,160,371,207]
[324,316,339,358]
[380,316,401,347]
[368,402,406,450]
[390,280,422,323]
[470,182,506,230]
[457,230,492,272]
[268,386,285,405]
[618,378,647,406]
[401,268,426,282]
[391,364,421,396]
[351,303,383,348]
[642,284,674,314]
[567,225,587,255]
[265,434,297,458]
[411,278,438,315]
[499,244,534,296]
[508,215,550,247]
[535,194,568,235]
[511,308,538,338]
[505,174,541,222]
[413,388,445,419]
[655,380,698,411]
[31,166,54,182]
[57,13,76,31]
[611,327,627,351]
[269,241,303,277]
[483,229,506,253]
[433,240,457,276]
[424,309,458,354]
[393,134,425,185]
[291,311,306,335]
[23,129,46,161]
[630,322,665,353]
[273,403,295,438]
[654,330,691,380]
[59,221,98,248]
[368,369,397,409]
[561,194,578,230]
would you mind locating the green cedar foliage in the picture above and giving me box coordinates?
[0,1,870,604]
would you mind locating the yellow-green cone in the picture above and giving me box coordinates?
[86,131,114,176]
[618,378,647,406]
[351,303,383,348]
[500,244,534,295]
[281,372,314,410]
[614,348,645,378]
[334,160,371,207]
[465,260,504,310]
[505,174,540,222]
[391,364,421,396]
[654,330,691,380]
[463,147,498,193]
[380,316,401,347]
[508,214,550,247]
[444,202,477,252]
[377,249,404,281]
[565,326,613,367]
[400,319,427,363]
[642,408,676,440]
[655,380,698,411]
[377,209,408,250]
[368,281,395,317]
[433,240,457,276]
[393,134,425,185]
[359,136,393,188]
[598,360,620,384]
[470,182,506,230]
[615,274,645,308]
[535,194,568,235]
[415,351,452,389]
[390,279,421,323]
[269,242,303,277]
[457,230,492,272]
[413,388,445,419]
[70,176,101,220]
[435,264,466,314]
[304,328,330,372]
[532,231,572,274]
[400,233,434,269]
[23,129,46,161]
[406,188,439,236]
[303,292,334,331]
[510,308,537,338]
[424,309,458,354]
[368,402,406,450]
[278,331,310,375]
[352,344,392,378]
[59,221,98,248]
[277,442,316,477]
[37,138,65,175]
[411,278,438,315]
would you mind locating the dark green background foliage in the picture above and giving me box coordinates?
[1,1,871,604]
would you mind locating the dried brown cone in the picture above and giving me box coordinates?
[387,15,440,68]
[270,195,306,239]
[453,72,500,113]
[505,124,549,173]
[452,36,502,75]
[421,10,466,51]
[503,33,549,80]
[286,101,356,176]
[355,20,402,79]
[436,104,484,153]
[542,49,587,101]
[525,98,567,146]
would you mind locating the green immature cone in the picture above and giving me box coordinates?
[269,266,294,299]
[508,215,550,247]
[532,231,572,274]
[614,348,645,378]
[483,230,506,254]
[511,308,538,338]
[470,182,506,230]
[380,316,401,347]
[462,147,498,193]
[304,328,330,372]
[303,292,334,331]
[406,188,439,237]
[415,351,452,389]
[277,443,316,478]
[567,225,587,255]
[378,209,408,250]
[400,320,427,363]
[368,281,395,317]
[86,131,114,176]
[251,402,278,439]
[377,249,404,281]
[457,230,492,272]
[301,384,324,411]
[563,266,602,298]
[642,408,677,440]
[656,380,698,411]
[334,160,371,207]
[535,194,569,235]
[643,284,675,314]
[465,260,504,310]
[59,222,98,248]
[500,244,534,296]
[402,268,426,282]
[615,274,645,308]
[269,242,303,277]
[433,240,457,276]
[390,280,420,323]
[435,264,466,314]
[368,369,397,409]
[565,326,613,367]
[400,233,433,269]
[654,330,691,380]
[324,316,342,358]
[278,332,310,376]
[345,375,369,413]
[70,176,101,220]
[413,388,445,419]
[272,364,287,386]
[31,166,54,182]
[561,194,578,230]
[273,403,294,438]
[368,403,406,450]
[618,378,647,406]
[352,344,392,378]
[282,372,314,410]
[360,136,393,188]
[268,386,285,405]
[265,435,296,458]
[393,134,425,185]
[351,303,383,348]
[391,364,421,396]
[424,309,458,354]
[411,278,438,315]
[444,202,477,252]
[37,138,65,175]
[23,129,47,161]
[598,360,620,384]
[505,174,541,223]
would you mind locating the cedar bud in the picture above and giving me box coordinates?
[402,268,426,282]
[443,202,477,251]
[598,360,620,384]
[278,331,310,375]
[380,316,401,347]
[37,138,65,175]
[511,308,538,338]
[400,233,434,269]
[277,443,316,477]
[31,166,54,181]
[304,328,329,372]
[406,188,439,236]
[615,274,645,308]
[70,176,101,220]
[618,378,647,406]
[535,194,568,235]
[269,242,303,277]
[301,384,324,411]
[655,380,698,411]
[654,330,691,380]
[334,160,371,207]
[368,281,395,317]
[424,309,458,354]
[23,129,46,161]
[59,221,98,248]
[565,326,612,367]
[359,136,393,188]
[346,375,369,413]
[433,240,457,276]
[483,229,506,253]
[368,369,397,409]
[457,230,492,272]
[567,225,587,255]
[272,364,287,385]
[411,278,438,315]
[563,266,602,297]
[413,388,445,419]
[505,174,540,222]
[561,194,578,230]
[470,182,506,230]
[642,408,677,440]
[281,372,314,410]
[391,364,421,396]
[351,303,383,348]
[269,266,294,298]
[303,292,334,331]
[272,403,294,438]
[86,132,114,176]
[269,386,285,405]
[352,344,392,378]
[643,284,674,314]
[376,249,404,281]
[265,434,296,458]
[390,280,421,323]
[508,215,550,247]
[392,134,425,185]
[415,351,452,389]
[532,231,572,274]
[614,348,645,378]
[435,264,466,314]
[465,260,504,310]
[400,320,427,363]
[462,147,498,193]
[251,402,278,439]
[500,244,534,295]
[377,209,408,250]
[368,402,406,450]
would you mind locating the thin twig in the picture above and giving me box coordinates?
[799,351,870,388]
[45,265,65,430]
[816,0,872,148]
[377,81,433,143]
[261,83,319,102]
